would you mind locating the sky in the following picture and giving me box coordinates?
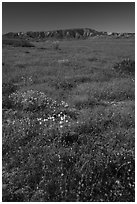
[2,2,135,34]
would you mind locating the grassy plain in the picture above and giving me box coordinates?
[2,37,135,201]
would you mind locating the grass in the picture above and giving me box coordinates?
[2,37,135,201]
[70,77,134,108]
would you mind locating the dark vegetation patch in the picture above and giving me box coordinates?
[2,38,34,47]
[113,59,135,75]
[88,57,98,62]
[2,82,18,109]
[39,47,47,50]
[25,51,30,53]
[16,64,26,69]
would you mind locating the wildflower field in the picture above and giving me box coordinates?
[2,37,135,201]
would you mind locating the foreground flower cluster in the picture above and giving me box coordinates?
[8,89,78,128]
[3,89,135,202]
[3,90,81,153]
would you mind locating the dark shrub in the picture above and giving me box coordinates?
[2,82,18,109]
[88,57,98,62]
[113,59,135,75]
[2,38,34,47]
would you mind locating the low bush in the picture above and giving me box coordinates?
[113,59,135,75]
[2,82,18,109]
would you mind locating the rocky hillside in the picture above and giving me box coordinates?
[3,28,135,40]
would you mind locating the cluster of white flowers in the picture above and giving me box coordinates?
[8,89,78,129]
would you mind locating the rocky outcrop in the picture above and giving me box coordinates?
[3,28,135,40]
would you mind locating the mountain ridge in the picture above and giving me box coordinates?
[3,28,135,40]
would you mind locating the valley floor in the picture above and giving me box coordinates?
[2,37,135,201]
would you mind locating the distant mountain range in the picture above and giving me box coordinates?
[3,28,135,40]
